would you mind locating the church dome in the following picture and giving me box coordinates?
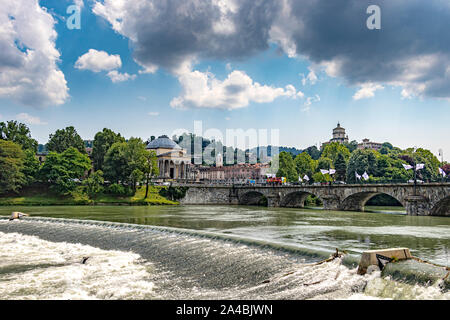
[146,135,182,150]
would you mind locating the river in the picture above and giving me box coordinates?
[0,205,449,300]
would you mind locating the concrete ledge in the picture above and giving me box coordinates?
[357,248,412,275]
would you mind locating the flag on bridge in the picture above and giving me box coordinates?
[402,164,413,170]
[303,175,310,181]
[362,171,369,181]
[298,176,303,182]
[416,163,425,171]
[320,169,329,175]
[329,169,336,175]
[355,171,361,180]
[439,167,447,177]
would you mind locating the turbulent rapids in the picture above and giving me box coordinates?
[0,217,448,300]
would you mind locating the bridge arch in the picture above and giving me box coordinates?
[340,191,405,212]
[238,191,268,206]
[280,191,322,208]
[430,196,450,217]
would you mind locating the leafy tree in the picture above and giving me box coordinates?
[92,128,125,171]
[321,142,350,164]
[343,140,358,153]
[294,152,316,178]
[305,145,321,160]
[276,151,298,182]
[22,149,41,185]
[103,138,147,192]
[317,157,333,170]
[312,172,332,183]
[346,149,378,183]
[47,126,86,154]
[143,150,159,198]
[83,170,104,197]
[334,152,347,181]
[0,120,38,152]
[0,140,25,194]
[39,147,92,194]
[401,148,440,181]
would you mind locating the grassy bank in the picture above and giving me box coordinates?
[0,185,179,206]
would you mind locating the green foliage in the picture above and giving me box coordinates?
[321,142,350,163]
[294,152,316,178]
[346,149,377,183]
[39,147,92,194]
[103,138,147,193]
[92,128,125,171]
[276,151,298,182]
[47,126,86,154]
[159,186,188,201]
[317,157,333,170]
[343,140,358,153]
[106,183,131,196]
[0,140,25,194]
[305,145,321,160]
[334,152,347,181]
[0,120,38,152]
[22,149,41,185]
[83,170,104,197]
[312,172,332,183]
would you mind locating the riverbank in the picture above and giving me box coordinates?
[0,185,178,206]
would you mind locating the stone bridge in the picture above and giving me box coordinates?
[178,183,450,216]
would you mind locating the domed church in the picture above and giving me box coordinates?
[146,135,191,179]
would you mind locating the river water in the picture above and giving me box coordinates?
[0,205,449,300]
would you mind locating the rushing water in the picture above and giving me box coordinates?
[0,205,449,300]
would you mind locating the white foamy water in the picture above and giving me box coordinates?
[0,231,157,300]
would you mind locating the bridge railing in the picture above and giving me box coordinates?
[166,177,449,187]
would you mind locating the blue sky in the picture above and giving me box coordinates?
[0,0,449,160]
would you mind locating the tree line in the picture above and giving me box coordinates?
[0,121,158,198]
[276,141,449,184]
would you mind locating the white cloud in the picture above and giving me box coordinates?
[353,83,384,100]
[0,0,69,107]
[302,94,320,112]
[170,69,302,110]
[301,68,318,86]
[16,112,47,125]
[148,111,159,116]
[225,116,231,120]
[106,70,136,83]
[75,49,122,72]
[137,96,147,101]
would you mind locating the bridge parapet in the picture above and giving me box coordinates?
[177,183,450,216]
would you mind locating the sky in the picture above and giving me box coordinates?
[0,0,449,160]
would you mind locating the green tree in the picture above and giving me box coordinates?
[346,149,378,183]
[39,147,92,194]
[305,145,321,160]
[103,138,147,192]
[83,170,104,197]
[334,152,347,181]
[317,157,333,170]
[0,120,38,152]
[22,149,41,185]
[47,126,86,154]
[343,140,358,153]
[294,152,316,178]
[321,142,350,164]
[0,140,25,194]
[276,151,298,182]
[92,128,125,171]
[143,150,159,198]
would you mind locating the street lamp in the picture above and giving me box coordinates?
[439,149,444,182]
[413,146,417,195]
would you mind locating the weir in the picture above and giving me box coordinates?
[0,217,448,299]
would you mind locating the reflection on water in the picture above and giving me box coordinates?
[0,205,448,266]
